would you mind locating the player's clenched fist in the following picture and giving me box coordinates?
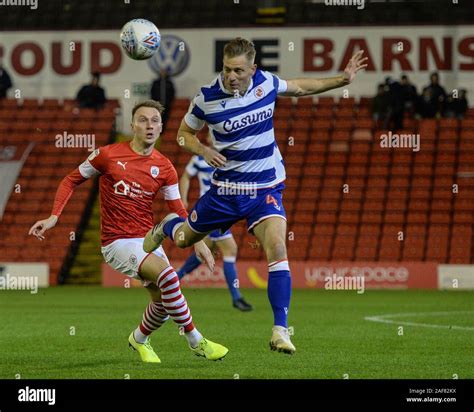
[28,215,58,241]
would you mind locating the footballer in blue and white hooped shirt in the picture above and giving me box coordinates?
[184,69,287,192]
[144,38,368,354]
[176,149,253,312]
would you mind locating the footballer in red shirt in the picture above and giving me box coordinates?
[29,100,228,363]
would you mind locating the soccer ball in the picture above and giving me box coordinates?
[120,19,161,60]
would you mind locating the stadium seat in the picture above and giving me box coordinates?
[334,107,354,119]
[333,120,353,132]
[317,96,335,107]
[276,97,293,109]
[454,197,472,211]
[322,173,343,185]
[378,237,402,260]
[358,96,372,107]
[314,108,334,119]
[407,198,429,211]
[459,139,474,151]
[348,152,369,164]
[461,115,474,126]
[384,211,405,224]
[453,212,473,224]
[332,245,355,261]
[309,118,332,133]
[355,244,377,260]
[2,100,19,109]
[337,97,355,107]
[413,152,434,164]
[403,239,425,260]
[438,139,458,152]
[430,209,452,225]
[459,152,474,164]
[308,236,332,260]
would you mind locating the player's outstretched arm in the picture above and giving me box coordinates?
[28,166,91,240]
[282,50,368,97]
[177,120,226,168]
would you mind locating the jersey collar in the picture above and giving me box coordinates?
[218,72,254,97]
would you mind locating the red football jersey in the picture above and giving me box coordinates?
[52,142,187,246]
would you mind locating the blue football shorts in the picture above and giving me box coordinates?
[187,182,287,236]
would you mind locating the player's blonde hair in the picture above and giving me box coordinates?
[132,100,165,119]
[223,37,256,63]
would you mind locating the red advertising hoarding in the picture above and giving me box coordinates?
[102,261,438,289]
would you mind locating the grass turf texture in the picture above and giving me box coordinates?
[0,287,472,379]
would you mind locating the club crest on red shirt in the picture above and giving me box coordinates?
[150,166,160,178]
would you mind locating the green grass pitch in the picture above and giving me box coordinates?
[0,287,472,379]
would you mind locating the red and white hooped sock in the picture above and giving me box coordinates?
[156,266,203,347]
[134,301,169,343]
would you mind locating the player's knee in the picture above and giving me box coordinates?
[265,238,287,260]
[222,239,238,257]
[174,228,190,248]
[229,242,238,257]
[175,236,189,248]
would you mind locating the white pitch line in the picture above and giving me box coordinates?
[364,311,474,331]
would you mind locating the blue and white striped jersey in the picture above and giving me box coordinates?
[185,155,214,197]
[184,69,287,190]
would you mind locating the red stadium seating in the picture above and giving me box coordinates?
[4,93,472,284]
[0,99,119,283]
[278,98,472,263]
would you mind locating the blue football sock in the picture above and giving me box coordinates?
[267,261,292,328]
[223,258,241,301]
[163,216,185,241]
[177,253,202,279]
